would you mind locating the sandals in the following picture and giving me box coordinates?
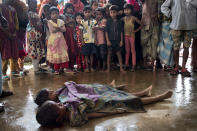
[181,68,191,77]
[0,90,13,98]
[170,68,179,76]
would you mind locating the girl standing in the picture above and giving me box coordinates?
[26,0,45,74]
[47,7,69,75]
[123,4,142,71]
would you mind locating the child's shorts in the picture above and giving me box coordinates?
[96,44,107,61]
[82,43,97,56]
[108,40,121,53]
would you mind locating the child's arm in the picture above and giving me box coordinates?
[133,16,143,33]
[59,25,66,32]
[48,21,61,33]
[120,32,123,47]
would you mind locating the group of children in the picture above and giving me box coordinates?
[0,0,197,77]
[31,0,143,75]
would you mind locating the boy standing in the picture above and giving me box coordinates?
[81,6,97,72]
[105,5,125,73]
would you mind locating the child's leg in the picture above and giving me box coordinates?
[106,50,112,72]
[90,55,95,72]
[125,36,131,66]
[10,58,18,73]
[84,56,89,72]
[140,91,173,105]
[116,51,125,72]
[132,85,152,97]
[2,59,8,75]
[101,45,107,70]
[130,37,136,67]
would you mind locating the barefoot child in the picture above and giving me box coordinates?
[35,81,172,126]
[123,4,142,71]
[81,6,97,72]
[105,5,125,73]
[95,7,107,71]
[47,7,69,75]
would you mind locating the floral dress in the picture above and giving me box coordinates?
[26,11,45,60]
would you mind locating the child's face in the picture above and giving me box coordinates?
[51,11,59,20]
[84,10,92,19]
[48,91,58,101]
[110,10,118,19]
[92,2,98,11]
[96,11,103,21]
[124,8,132,16]
[66,7,74,14]
[76,15,82,24]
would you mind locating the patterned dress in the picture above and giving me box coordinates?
[26,11,45,60]
[56,81,145,126]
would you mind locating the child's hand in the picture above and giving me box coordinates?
[120,41,123,47]
[107,41,112,46]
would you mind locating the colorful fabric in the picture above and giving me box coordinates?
[0,5,19,60]
[124,17,135,37]
[56,82,144,126]
[171,30,193,50]
[81,19,97,43]
[2,59,17,74]
[141,25,159,60]
[17,29,27,58]
[75,24,83,48]
[69,0,84,13]
[47,19,69,64]
[158,22,174,66]
[54,62,69,71]
[26,11,44,60]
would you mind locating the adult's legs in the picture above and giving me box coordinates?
[182,47,189,69]
[106,50,112,72]
[140,91,172,105]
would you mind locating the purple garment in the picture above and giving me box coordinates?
[56,81,100,112]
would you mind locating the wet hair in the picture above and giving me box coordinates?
[64,3,74,14]
[109,5,119,12]
[49,6,59,14]
[75,12,84,19]
[36,101,59,126]
[83,5,92,12]
[96,7,105,15]
[90,0,98,7]
[34,88,50,106]
[123,4,134,12]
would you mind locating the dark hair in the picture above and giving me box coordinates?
[75,12,84,19]
[109,5,119,11]
[90,0,98,7]
[96,7,105,15]
[42,4,51,11]
[123,4,134,12]
[34,88,50,106]
[83,5,92,12]
[36,101,59,126]
[49,6,59,14]
[64,3,74,14]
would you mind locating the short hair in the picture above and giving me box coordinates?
[75,12,84,18]
[83,5,92,12]
[123,4,134,11]
[34,88,50,106]
[109,5,119,12]
[96,7,105,15]
[64,3,74,14]
[90,0,98,7]
[42,4,51,11]
[36,101,59,126]
[49,6,59,14]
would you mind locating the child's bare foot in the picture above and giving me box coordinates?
[84,69,89,73]
[161,91,173,99]
[109,80,116,87]
[144,85,153,97]
[120,69,126,74]
[91,68,95,72]
[114,84,127,90]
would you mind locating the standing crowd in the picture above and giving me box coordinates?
[0,0,197,78]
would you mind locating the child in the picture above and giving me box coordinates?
[47,7,69,75]
[63,3,77,70]
[123,4,142,71]
[95,7,107,71]
[74,13,86,71]
[35,81,172,127]
[105,5,125,73]
[90,0,99,18]
[81,6,97,72]
[26,0,45,74]
[69,0,84,14]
